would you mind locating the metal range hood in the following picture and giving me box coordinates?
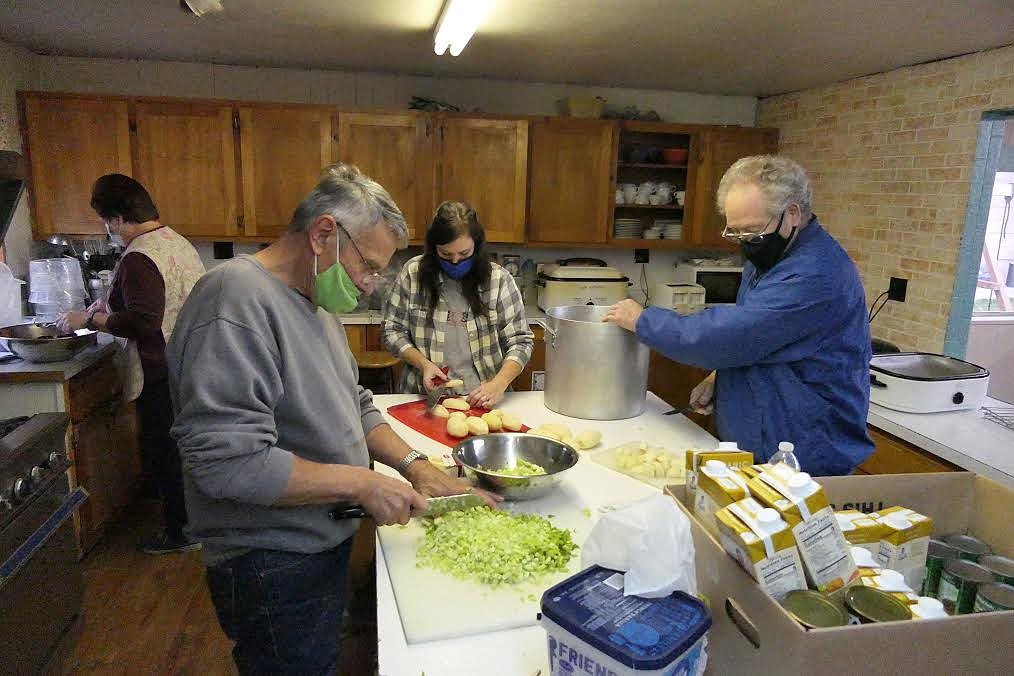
[0,151,27,246]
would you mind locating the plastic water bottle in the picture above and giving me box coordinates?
[769,441,801,472]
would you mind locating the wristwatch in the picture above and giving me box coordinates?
[396,449,428,475]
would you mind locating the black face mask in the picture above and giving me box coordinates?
[740,211,796,272]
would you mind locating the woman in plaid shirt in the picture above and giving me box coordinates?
[382,201,534,408]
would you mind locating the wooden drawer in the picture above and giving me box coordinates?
[67,355,123,423]
[859,425,962,474]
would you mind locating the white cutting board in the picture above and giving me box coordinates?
[376,457,659,644]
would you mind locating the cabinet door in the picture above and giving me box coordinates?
[859,426,960,474]
[439,118,529,243]
[239,106,334,238]
[527,119,616,244]
[336,112,436,243]
[514,325,546,392]
[20,95,132,236]
[688,127,779,249]
[133,101,238,238]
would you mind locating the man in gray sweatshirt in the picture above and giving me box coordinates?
[167,163,497,675]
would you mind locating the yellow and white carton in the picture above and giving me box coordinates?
[747,464,859,592]
[684,443,753,503]
[835,510,890,554]
[869,506,933,590]
[693,459,750,535]
[715,497,808,600]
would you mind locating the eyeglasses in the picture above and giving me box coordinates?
[721,210,785,243]
[338,224,383,279]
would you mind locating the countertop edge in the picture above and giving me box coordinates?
[0,340,117,383]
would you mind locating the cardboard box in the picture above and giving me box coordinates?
[666,473,1014,675]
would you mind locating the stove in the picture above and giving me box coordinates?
[0,413,88,674]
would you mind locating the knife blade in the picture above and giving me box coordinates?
[426,382,449,409]
[328,492,485,521]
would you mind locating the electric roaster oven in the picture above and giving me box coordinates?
[536,259,631,311]
[869,352,990,413]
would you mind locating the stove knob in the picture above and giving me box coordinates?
[952,392,965,405]
[12,477,31,503]
[31,465,45,482]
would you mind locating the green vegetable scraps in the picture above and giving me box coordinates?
[479,459,547,477]
[416,507,578,586]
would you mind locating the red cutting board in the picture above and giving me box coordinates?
[385,399,530,448]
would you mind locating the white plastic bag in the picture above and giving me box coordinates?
[581,494,697,598]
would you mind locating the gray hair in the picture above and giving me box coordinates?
[289,162,408,247]
[716,155,813,219]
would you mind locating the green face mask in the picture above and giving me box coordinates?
[313,237,361,314]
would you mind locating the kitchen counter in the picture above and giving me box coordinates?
[371,391,717,676]
[0,335,117,384]
[868,397,1014,487]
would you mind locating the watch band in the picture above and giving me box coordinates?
[396,449,428,475]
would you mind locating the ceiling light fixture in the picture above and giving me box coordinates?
[433,0,495,57]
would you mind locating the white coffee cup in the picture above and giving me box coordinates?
[622,183,638,202]
[675,190,686,206]
[615,189,625,204]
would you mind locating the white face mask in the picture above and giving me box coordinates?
[104,219,125,247]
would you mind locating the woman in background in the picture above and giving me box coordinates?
[382,201,533,408]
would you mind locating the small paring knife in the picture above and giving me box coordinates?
[328,492,485,521]
[664,405,697,416]
[426,378,465,409]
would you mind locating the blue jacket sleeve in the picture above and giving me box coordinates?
[635,267,839,370]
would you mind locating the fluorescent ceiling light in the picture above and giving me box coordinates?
[434,0,495,57]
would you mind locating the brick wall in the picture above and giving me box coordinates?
[757,44,1014,352]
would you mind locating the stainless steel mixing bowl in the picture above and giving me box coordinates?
[451,433,579,500]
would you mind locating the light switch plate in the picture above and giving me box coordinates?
[531,371,545,391]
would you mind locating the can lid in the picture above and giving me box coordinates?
[928,539,959,559]
[540,566,711,670]
[781,590,848,628]
[943,559,995,583]
[942,533,992,556]
[844,586,913,623]
[980,555,1014,578]
[977,583,1014,609]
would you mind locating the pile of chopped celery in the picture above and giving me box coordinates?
[479,458,547,477]
[416,507,577,586]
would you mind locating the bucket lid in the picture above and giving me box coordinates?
[541,566,711,670]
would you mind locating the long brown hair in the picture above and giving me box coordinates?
[419,201,491,324]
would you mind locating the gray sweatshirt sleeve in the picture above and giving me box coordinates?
[170,316,294,506]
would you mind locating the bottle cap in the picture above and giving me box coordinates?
[704,459,728,474]
[914,597,945,615]
[883,512,912,531]
[757,508,781,526]
[717,441,739,451]
[787,472,812,493]
[778,441,795,453]
[877,569,907,588]
[850,546,879,568]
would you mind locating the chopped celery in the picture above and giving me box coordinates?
[416,507,578,586]
[478,458,547,477]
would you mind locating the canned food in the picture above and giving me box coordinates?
[973,583,1014,613]
[942,534,992,562]
[922,540,959,597]
[844,585,912,623]
[781,590,848,628]
[939,559,994,614]
[979,555,1014,586]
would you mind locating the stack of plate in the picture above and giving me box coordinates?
[613,218,643,239]
[654,219,683,240]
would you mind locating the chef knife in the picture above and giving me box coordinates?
[328,492,485,521]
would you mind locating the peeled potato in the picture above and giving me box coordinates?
[446,417,469,438]
[490,408,503,418]
[444,378,464,389]
[501,412,523,432]
[575,429,602,450]
[449,411,467,421]
[466,416,489,435]
[443,397,470,411]
[541,423,572,439]
[430,404,450,418]
[530,426,561,441]
[481,412,503,431]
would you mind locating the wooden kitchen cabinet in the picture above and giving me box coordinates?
[19,94,133,236]
[336,112,436,243]
[132,101,239,238]
[687,126,779,250]
[238,105,335,238]
[514,324,546,392]
[440,117,529,243]
[527,118,617,244]
[857,425,961,475]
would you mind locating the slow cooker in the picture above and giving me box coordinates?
[869,352,990,413]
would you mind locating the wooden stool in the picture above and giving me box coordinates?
[356,350,400,394]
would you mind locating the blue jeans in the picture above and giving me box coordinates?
[205,540,353,675]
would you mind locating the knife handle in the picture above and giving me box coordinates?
[329,504,367,520]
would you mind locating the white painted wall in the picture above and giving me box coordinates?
[966,317,1014,404]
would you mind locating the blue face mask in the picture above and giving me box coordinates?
[439,256,474,280]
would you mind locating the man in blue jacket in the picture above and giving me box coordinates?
[605,156,873,475]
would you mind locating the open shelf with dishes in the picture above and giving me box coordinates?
[613,126,692,244]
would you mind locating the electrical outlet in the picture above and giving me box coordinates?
[634,248,649,263]
[888,277,908,302]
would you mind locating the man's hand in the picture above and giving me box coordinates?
[603,299,644,333]
[404,460,501,508]
[55,310,89,334]
[689,371,716,415]
[357,472,429,526]
[421,362,449,392]
[466,379,507,409]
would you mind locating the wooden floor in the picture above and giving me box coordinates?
[45,497,379,675]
